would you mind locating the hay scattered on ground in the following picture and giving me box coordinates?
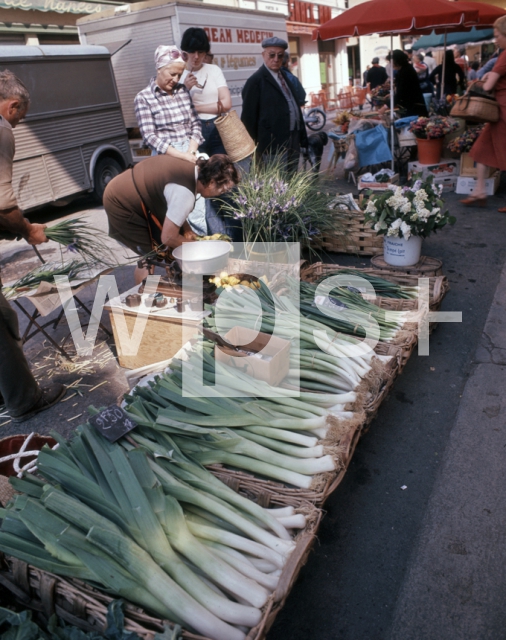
[32,339,116,381]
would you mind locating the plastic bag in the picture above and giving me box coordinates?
[355,124,392,167]
[344,137,359,171]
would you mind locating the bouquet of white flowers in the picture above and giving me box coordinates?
[363,175,456,240]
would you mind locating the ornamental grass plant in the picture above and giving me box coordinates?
[220,158,340,255]
[363,174,456,241]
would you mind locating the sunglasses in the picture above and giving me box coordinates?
[267,53,285,59]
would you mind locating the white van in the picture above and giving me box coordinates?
[0,45,132,210]
[77,0,288,161]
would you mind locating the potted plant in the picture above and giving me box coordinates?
[447,125,485,154]
[363,174,456,266]
[221,159,337,262]
[409,116,460,164]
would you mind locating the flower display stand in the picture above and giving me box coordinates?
[370,254,443,277]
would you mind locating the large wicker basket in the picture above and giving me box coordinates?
[0,487,321,640]
[450,95,499,124]
[319,209,384,256]
[300,263,449,315]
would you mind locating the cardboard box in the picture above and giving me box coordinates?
[358,173,399,191]
[459,152,495,178]
[433,176,458,193]
[106,285,208,369]
[408,160,460,179]
[455,172,501,196]
[215,326,290,387]
[398,126,417,147]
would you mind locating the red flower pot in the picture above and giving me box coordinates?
[416,137,444,165]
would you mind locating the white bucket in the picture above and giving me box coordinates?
[384,235,423,267]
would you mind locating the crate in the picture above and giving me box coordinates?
[397,126,417,147]
[106,287,206,369]
[0,487,322,640]
[370,254,443,277]
[459,152,495,178]
[319,209,384,256]
[433,175,457,192]
[357,173,399,191]
[408,159,460,179]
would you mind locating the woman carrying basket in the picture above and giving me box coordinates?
[463,16,506,209]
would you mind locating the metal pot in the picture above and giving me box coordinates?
[172,241,232,275]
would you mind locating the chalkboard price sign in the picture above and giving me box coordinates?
[89,405,138,442]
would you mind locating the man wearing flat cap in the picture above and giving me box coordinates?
[241,36,307,173]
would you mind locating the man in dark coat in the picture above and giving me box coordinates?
[241,37,308,173]
[366,57,388,89]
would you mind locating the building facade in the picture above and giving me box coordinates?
[1,0,350,101]
[0,0,121,44]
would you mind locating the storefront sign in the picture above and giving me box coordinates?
[204,27,275,44]
[286,22,316,35]
[0,0,118,14]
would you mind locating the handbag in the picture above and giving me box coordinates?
[450,82,499,123]
[215,100,256,163]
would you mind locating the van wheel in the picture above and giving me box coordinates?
[93,156,122,202]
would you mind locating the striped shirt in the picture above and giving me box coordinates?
[134,78,204,154]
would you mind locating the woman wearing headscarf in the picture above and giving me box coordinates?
[134,45,207,234]
[180,28,231,156]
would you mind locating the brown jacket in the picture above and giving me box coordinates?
[104,155,196,227]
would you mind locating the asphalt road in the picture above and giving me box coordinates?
[2,169,506,639]
[268,183,506,640]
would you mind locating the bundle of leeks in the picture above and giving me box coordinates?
[296,278,413,341]
[1,260,89,300]
[45,218,116,267]
[124,342,356,488]
[309,268,419,299]
[0,424,305,640]
[205,281,393,394]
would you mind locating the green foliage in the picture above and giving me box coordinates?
[0,600,170,640]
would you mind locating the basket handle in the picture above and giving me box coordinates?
[217,99,225,117]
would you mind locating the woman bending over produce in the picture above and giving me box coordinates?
[103,154,239,283]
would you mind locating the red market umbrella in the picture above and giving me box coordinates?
[312,0,502,169]
[452,1,506,28]
[313,0,480,40]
